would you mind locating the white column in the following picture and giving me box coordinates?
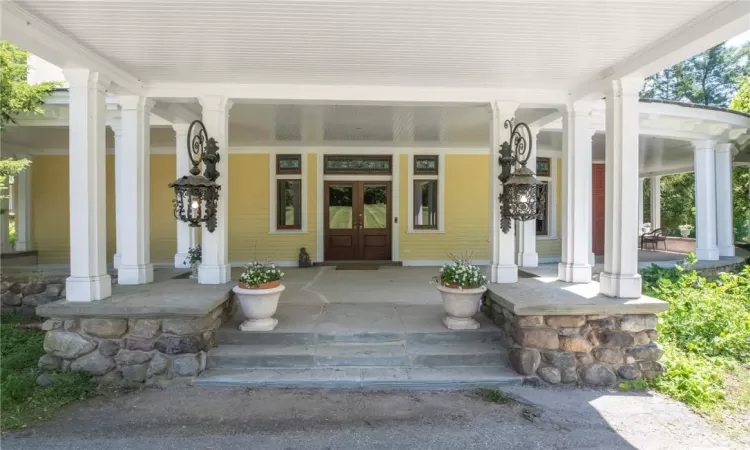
[116,96,154,284]
[13,157,32,251]
[516,127,539,268]
[650,176,661,230]
[489,101,519,283]
[109,117,123,269]
[173,123,198,268]
[558,102,594,283]
[588,155,596,267]
[198,96,232,284]
[0,178,11,253]
[693,140,720,261]
[715,143,734,257]
[638,178,644,231]
[63,69,112,302]
[600,78,643,299]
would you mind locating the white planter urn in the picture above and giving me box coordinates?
[436,284,487,330]
[232,283,285,331]
[679,227,691,238]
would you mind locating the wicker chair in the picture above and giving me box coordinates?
[641,228,667,250]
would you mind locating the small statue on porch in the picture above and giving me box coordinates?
[298,247,312,268]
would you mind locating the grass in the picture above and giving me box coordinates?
[473,388,512,405]
[1,314,98,431]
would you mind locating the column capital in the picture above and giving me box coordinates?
[715,142,733,153]
[691,139,717,151]
[171,122,192,135]
[559,99,597,116]
[199,96,233,113]
[63,68,110,92]
[609,77,645,97]
[490,101,519,118]
[118,95,155,113]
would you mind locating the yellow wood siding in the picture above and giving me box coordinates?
[32,155,176,264]
[536,156,563,259]
[227,153,317,263]
[150,155,177,262]
[399,153,490,261]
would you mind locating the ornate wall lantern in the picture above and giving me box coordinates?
[169,120,221,232]
[498,119,546,234]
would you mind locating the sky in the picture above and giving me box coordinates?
[727,29,750,47]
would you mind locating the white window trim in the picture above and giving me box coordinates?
[269,151,308,234]
[407,153,445,233]
[535,151,558,240]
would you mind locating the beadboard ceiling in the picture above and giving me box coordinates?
[11,0,726,89]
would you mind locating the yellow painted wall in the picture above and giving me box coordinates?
[150,155,178,262]
[31,151,560,265]
[399,153,490,261]
[32,155,176,264]
[227,153,317,262]
[536,157,563,259]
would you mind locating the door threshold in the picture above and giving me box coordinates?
[315,260,403,267]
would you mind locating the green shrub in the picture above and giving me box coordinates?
[640,256,750,413]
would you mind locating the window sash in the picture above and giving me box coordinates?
[413,179,438,229]
[277,179,302,229]
[536,181,549,236]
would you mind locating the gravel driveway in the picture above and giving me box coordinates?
[1,385,744,450]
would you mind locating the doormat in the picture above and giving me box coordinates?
[335,265,380,270]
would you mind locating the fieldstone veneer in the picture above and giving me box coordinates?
[483,299,664,386]
[37,300,234,386]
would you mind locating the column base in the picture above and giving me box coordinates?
[557,262,592,283]
[199,264,232,284]
[14,240,31,252]
[718,245,735,258]
[516,252,538,268]
[695,247,720,261]
[118,264,154,285]
[493,264,518,284]
[65,275,112,302]
[174,252,191,269]
[599,272,642,299]
[113,253,121,269]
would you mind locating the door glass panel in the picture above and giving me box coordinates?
[328,185,353,229]
[363,185,387,229]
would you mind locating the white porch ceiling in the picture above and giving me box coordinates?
[8,0,732,89]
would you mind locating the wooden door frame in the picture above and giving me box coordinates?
[323,180,392,261]
[358,180,392,261]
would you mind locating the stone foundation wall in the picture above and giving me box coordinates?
[1,277,66,316]
[37,299,235,387]
[483,298,664,387]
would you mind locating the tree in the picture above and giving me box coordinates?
[683,43,748,107]
[0,40,59,199]
[640,62,692,102]
[730,77,750,113]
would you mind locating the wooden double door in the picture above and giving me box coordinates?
[324,181,392,261]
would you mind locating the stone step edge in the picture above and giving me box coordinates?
[195,367,523,390]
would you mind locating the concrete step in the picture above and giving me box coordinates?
[195,365,523,390]
[206,341,508,369]
[216,328,503,346]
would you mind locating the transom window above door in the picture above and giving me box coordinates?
[323,155,392,175]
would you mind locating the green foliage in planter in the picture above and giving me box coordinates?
[434,252,486,289]
[239,260,284,287]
